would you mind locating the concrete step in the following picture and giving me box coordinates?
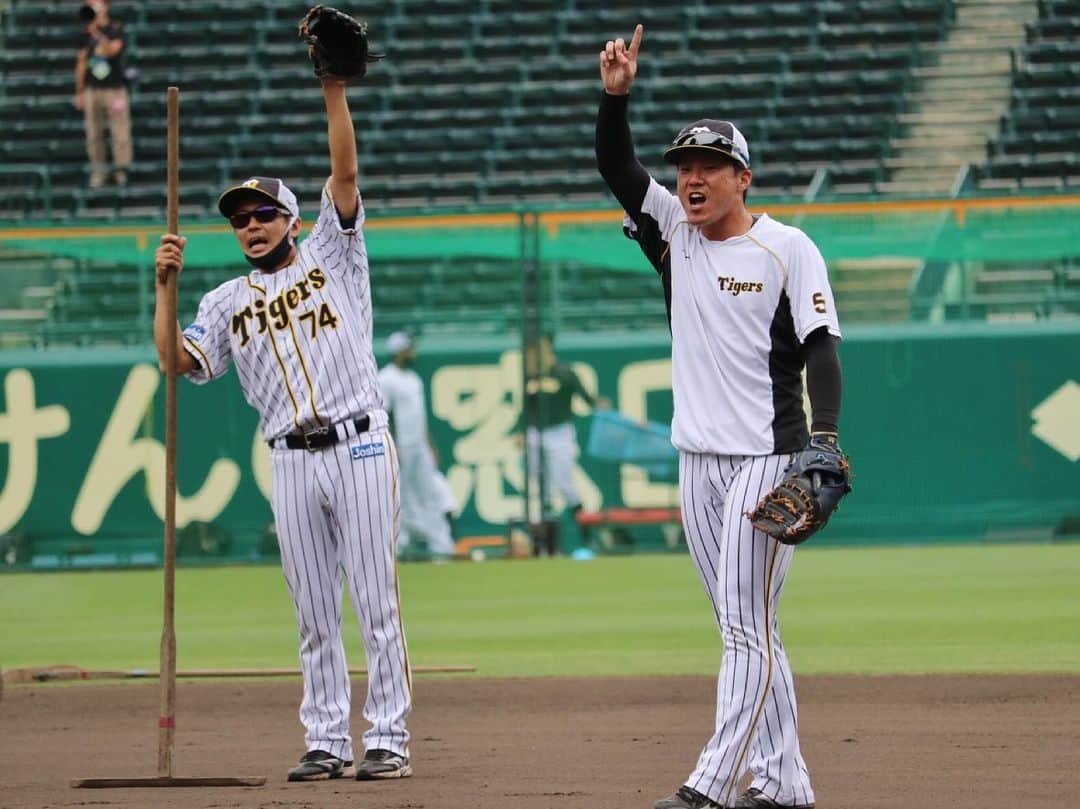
[882,155,975,170]
[912,77,1012,95]
[958,0,1036,6]
[890,167,967,183]
[887,151,986,168]
[906,89,1010,105]
[951,16,1029,31]
[897,109,1001,125]
[888,152,988,170]
[955,1,1037,17]
[912,65,1012,81]
[933,52,1014,71]
[875,179,956,195]
[955,8,1034,24]
[903,124,999,141]
[892,132,988,148]
[834,256,923,271]
[946,30,1026,48]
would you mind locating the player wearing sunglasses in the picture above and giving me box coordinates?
[152,72,414,785]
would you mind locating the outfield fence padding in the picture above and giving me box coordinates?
[0,321,1077,569]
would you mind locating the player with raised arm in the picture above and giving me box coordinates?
[152,9,412,785]
[596,24,850,809]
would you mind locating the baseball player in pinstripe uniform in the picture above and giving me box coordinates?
[153,77,413,784]
[597,26,842,809]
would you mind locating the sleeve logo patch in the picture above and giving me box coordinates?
[183,323,206,341]
[351,441,386,460]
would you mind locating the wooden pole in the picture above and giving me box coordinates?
[158,84,180,780]
[70,85,264,790]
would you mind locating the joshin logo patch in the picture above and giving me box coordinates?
[351,441,386,460]
[183,323,207,341]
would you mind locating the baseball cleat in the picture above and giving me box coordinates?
[732,787,815,808]
[355,748,412,780]
[286,750,354,781]
[654,785,722,808]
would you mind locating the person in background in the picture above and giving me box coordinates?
[379,331,457,562]
[520,332,610,556]
[74,0,132,189]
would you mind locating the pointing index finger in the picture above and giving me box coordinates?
[627,23,644,58]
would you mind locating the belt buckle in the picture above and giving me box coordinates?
[302,425,332,451]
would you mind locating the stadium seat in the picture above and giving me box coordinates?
[0,0,974,337]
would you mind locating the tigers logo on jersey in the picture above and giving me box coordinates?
[717,276,765,296]
[231,268,338,346]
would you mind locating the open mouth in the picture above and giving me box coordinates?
[687,192,707,207]
[246,235,269,251]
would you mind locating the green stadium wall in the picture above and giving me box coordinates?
[0,322,1077,569]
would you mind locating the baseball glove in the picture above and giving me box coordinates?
[298,5,384,80]
[745,434,852,545]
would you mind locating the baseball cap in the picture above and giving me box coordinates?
[217,177,300,219]
[663,120,751,169]
[386,331,413,355]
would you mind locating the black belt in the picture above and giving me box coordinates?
[272,415,370,451]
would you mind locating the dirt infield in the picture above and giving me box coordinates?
[1,673,1076,809]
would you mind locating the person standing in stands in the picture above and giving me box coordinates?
[73,0,132,188]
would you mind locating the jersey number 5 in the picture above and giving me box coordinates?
[812,292,828,314]
[298,302,340,339]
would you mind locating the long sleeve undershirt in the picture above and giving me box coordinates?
[803,328,842,433]
[595,91,650,215]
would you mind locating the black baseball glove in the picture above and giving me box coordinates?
[745,434,852,545]
[298,5,384,80]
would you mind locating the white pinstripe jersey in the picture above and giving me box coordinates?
[181,181,384,441]
[626,178,842,457]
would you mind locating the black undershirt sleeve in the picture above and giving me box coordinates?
[595,92,650,216]
[803,326,842,434]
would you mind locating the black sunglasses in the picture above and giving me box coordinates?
[228,205,283,229]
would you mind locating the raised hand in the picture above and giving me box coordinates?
[599,23,643,96]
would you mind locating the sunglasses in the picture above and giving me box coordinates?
[228,205,283,229]
[674,129,735,149]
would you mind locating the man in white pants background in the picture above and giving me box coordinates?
[379,332,456,561]
[521,333,610,556]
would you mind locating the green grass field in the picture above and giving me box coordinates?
[2,543,1078,678]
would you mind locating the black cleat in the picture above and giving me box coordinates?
[355,748,412,780]
[732,787,815,808]
[286,749,354,781]
[654,785,722,809]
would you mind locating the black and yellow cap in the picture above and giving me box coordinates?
[217,176,300,219]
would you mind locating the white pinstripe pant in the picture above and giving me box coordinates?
[679,452,815,808]
[270,427,412,761]
[396,440,455,556]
